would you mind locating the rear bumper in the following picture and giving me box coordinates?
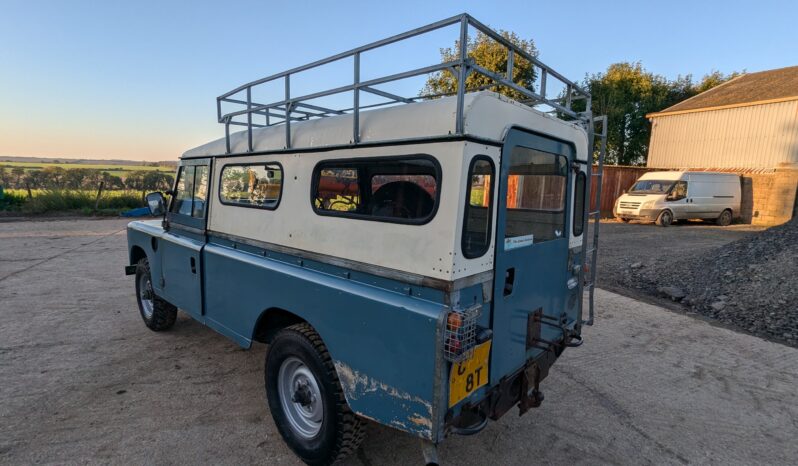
[444,337,568,434]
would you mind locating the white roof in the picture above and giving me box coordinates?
[640,171,740,181]
[183,91,589,160]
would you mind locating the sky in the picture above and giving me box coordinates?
[1,0,796,162]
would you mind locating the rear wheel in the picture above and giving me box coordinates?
[265,323,365,465]
[716,209,733,226]
[135,258,177,331]
[619,218,630,223]
[655,210,673,227]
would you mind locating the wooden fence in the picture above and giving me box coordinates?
[590,165,659,217]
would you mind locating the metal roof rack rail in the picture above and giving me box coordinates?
[216,13,592,154]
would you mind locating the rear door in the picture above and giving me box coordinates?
[159,159,211,320]
[490,129,574,383]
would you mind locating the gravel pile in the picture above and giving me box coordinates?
[622,218,798,347]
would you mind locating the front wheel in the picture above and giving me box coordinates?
[655,210,673,227]
[265,323,365,465]
[135,258,177,331]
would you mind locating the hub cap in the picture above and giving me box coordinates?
[138,272,154,319]
[278,357,323,439]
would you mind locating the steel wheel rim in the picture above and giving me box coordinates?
[278,356,323,439]
[138,272,155,319]
[663,211,672,224]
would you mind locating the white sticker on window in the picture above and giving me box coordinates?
[505,234,534,250]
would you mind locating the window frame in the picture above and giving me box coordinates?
[166,159,211,231]
[461,155,495,259]
[573,170,586,236]
[310,154,442,226]
[217,161,284,211]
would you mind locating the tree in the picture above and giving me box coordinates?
[11,167,25,187]
[422,30,537,101]
[0,166,8,187]
[577,63,739,165]
[694,70,742,94]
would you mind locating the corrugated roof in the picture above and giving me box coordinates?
[648,65,798,117]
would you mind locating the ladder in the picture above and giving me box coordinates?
[582,115,607,326]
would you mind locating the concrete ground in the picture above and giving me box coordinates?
[1,218,796,465]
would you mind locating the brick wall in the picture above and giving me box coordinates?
[746,164,798,226]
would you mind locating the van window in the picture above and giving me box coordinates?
[170,165,209,219]
[462,157,495,258]
[312,156,439,224]
[669,181,688,201]
[219,163,282,209]
[630,179,673,194]
[573,170,586,236]
[504,147,567,244]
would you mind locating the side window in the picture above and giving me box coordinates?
[573,171,586,236]
[504,147,568,245]
[219,163,282,209]
[462,157,494,258]
[193,165,209,219]
[313,156,439,223]
[669,181,688,201]
[169,165,209,219]
[170,166,195,216]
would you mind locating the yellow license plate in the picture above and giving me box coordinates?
[448,340,491,407]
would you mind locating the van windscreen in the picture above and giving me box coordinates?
[630,180,674,194]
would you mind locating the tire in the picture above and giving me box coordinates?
[265,323,365,465]
[655,210,673,227]
[620,218,630,223]
[716,209,733,227]
[135,258,177,331]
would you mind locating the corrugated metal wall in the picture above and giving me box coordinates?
[648,100,798,169]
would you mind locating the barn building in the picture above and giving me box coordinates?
[646,66,798,226]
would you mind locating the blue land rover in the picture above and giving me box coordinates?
[126,14,604,465]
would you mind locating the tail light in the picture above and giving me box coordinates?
[443,305,479,362]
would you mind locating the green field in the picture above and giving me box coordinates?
[0,161,173,173]
[1,188,146,214]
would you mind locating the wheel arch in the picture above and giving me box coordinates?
[253,307,307,344]
[130,245,147,266]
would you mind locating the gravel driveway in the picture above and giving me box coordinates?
[1,218,796,465]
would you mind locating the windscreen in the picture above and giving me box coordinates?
[630,179,674,194]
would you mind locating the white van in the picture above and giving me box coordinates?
[613,171,741,226]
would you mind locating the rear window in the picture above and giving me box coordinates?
[312,156,439,224]
[504,146,568,245]
[462,156,495,258]
[573,170,586,236]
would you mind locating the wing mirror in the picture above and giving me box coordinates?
[145,192,167,216]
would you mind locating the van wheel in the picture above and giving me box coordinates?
[716,209,733,226]
[655,210,673,227]
[620,218,630,223]
[135,258,177,331]
[265,323,365,465]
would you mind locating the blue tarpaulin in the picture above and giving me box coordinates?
[121,207,151,217]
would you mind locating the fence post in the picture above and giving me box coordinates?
[26,183,33,199]
[94,181,105,213]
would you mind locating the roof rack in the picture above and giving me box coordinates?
[216,13,591,154]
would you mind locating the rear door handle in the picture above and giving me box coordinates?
[190,257,197,274]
